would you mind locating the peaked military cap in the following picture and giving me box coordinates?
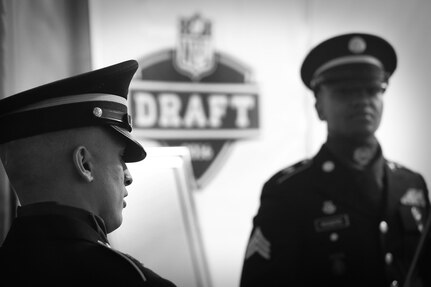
[301,33,397,90]
[0,60,146,162]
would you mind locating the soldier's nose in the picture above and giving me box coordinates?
[123,164,133,186]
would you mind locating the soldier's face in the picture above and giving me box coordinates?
[315,82,385,140]
[92,130,133,233]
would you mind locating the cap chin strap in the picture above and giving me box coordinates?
[313,55,384,80]
[10,93,127,114]
[311,62,389,90]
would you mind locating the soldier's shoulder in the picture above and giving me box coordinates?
[77,242,148,284]
[266,158,313,186]
[386,160,422,177]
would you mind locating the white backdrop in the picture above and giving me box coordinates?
[89,1,431,286]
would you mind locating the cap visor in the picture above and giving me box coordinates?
[110,125,146,162]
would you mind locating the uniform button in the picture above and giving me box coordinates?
[329,232,339,242]
[322,161,335,172]
[418,223,424,232]
[379,221,389,234]
[390,280,399,287]
[411,206,422,221]
[385,252,393,265]
[93,107,103,117]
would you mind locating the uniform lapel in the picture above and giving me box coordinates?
[384,163,406,216]
[311,146,381,218]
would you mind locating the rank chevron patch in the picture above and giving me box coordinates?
[245,227,271,260]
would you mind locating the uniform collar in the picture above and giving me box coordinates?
[313,145,386,218]
[16,202,109,243]
[325,134,380,170]
[319,142,385,182]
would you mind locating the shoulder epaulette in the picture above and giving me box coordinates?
[272,159,312,185]
[386,160,408,172]
[386,160,422,177]
[95,241,148,282]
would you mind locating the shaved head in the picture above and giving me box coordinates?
[0,125,131,231]
[0,127,110,204]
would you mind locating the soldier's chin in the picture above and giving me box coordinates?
[106,216,123,233]
[348,127,378,140]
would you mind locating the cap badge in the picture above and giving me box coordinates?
[322,200,337,214]
[93,107,103,118]
[348,36,367,54]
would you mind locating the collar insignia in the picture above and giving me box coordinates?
[322,200,337,214]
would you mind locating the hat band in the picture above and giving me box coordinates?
[310,62,388,90]
[313,55,384,80]
[10,93,128,114]
[0,101,131,144]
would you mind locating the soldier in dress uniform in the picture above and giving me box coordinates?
[240,33,431,287]
[0,60,176,286]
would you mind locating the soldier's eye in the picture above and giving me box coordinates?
[367,87,385,95]
[120,149,126,160]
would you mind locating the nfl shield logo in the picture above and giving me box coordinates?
[130,13,260,188]
[174,14,216,81]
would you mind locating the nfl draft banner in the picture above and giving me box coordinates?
[130,14,260,187]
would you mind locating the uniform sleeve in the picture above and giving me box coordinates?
[122,252,177,287]
[239,179,302,287]
[417,174,431,285]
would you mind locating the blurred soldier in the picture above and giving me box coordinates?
[240,33,430,287]
[0,60,176,286]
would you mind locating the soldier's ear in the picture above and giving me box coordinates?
[72,146,94,182]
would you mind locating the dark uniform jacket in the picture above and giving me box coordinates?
[0,202,176,287]
[240,144,430,287]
